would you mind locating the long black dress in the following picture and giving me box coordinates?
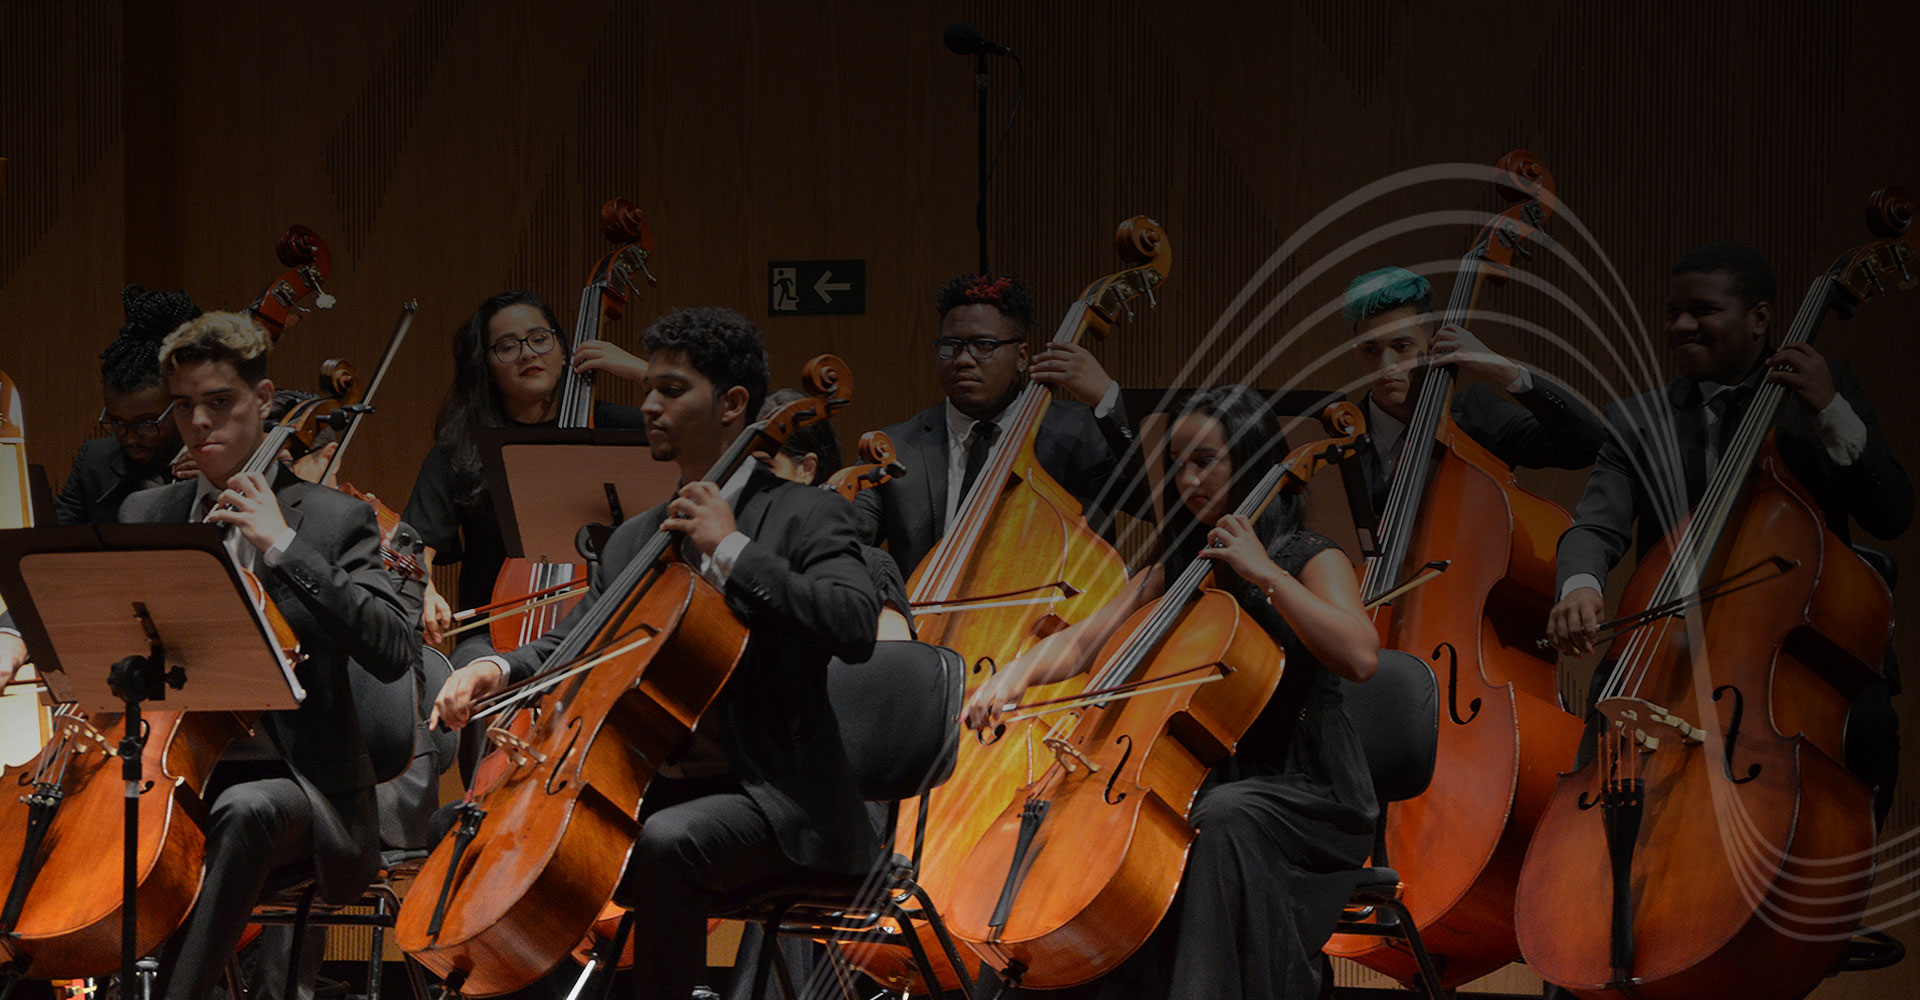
[1090,529,1377,1000]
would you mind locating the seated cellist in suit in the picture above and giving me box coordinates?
[430,307,883,1000]
[1,311,417,1000]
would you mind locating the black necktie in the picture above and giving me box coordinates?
[959,420,1000,502]
[195,491,217,523]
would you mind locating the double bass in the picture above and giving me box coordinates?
[1514,189,1917,1000]
[474,199,657,652]
[845,217,1170,992]
[0,226,333,978]
[396,358,850,996]
[1324,150,1585,986]
[946,404,1367,987]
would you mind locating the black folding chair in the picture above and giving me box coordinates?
[1331,649,1446,997]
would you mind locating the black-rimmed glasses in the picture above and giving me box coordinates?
[490,328,562,363]
[935,336,1023,361]
[98,402,176,440]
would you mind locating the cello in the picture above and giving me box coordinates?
[481,198,657,653]
[1323,150,1586,986]
[0,226,334,979]
[1514,189,1917,1000]
[395,358,850,996]
[945,403,1367,987]
[846,217,1169,992]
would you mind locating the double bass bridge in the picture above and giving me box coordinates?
[1596,696,1705,753]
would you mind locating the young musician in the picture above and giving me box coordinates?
[1344,266,1606,510]
[1546,243,1913,821]
[962,385,1380,1000]
[431,307,882,1000]
[0,311,417,1000]
[850,273,1135,579]
[403,290,648,666]
[54,285,201,524]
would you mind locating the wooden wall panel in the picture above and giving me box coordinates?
[3,1,1918,994]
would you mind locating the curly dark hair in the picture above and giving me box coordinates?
[433,290,566,505]
[642,307,771,418]
[935,272,1036,335]
[102,284,200,393]
[758,388,842,484]
[1672,242,1776,310]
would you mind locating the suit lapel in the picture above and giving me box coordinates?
[915,407,948,534]
[155,480,198,524]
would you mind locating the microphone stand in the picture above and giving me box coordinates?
[975,50,990,275]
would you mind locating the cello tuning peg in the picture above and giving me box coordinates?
[637,260,659,287]
[305,270,337,309]
[1145,287,1158,309]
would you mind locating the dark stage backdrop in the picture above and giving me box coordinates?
[3,2,1917,993]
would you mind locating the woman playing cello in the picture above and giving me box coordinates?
[961,385,1378,999]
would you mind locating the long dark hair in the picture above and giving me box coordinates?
[433,290,567,506]
[1154,385,1304,569]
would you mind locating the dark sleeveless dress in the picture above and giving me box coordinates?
[1085,529,1378,1000]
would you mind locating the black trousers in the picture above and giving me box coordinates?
[615,779,792,1000]
[158,776,314,1000]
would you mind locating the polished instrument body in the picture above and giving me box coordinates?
[1326,151,1584,986]
[1514,190,1915,1000]
[847,218,1169,992]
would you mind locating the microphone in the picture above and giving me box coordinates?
[943,21,1013,57]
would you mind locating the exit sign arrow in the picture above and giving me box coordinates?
[814,271,852,303]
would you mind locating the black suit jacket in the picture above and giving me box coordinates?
[1360,373,1607,511]
[850,397,1132,581]
[54,437,162,526]
[117,469,419,902]
[1556,359,1913,591]
[499,469,884,875]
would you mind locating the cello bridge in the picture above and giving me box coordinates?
[485,723,548,767]
[1042,737,1099,774]
[1597,696,1705,753]
[54,716,111,755]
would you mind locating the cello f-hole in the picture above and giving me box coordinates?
[1433,641,1481,726]
[545,717,584,795]
[1102,735,1133,805]
[1712,685,1761,784]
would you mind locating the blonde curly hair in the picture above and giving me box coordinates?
[158,310,273,382]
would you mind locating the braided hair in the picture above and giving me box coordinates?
[102,284,200,393]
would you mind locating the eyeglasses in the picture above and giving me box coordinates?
[934,336,1023,361]
[98,402,176,440]
[490,328,562,363]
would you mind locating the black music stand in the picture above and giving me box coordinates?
[0,524,302,995]
[473,428,679,562]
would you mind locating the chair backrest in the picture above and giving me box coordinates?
[826,640,964,803]
[1340,649,1439,804]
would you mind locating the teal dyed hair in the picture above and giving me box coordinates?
[1342,266,1433,327]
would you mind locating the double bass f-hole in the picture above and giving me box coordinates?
[974,656,1006,746]
[1712,684,1761,784]
[1433,641,1481,726]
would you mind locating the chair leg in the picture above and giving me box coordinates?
[759,910,800,1000]
[1381,898,1447,999]
[287,886,319,1000]
[904,883,979,1000]
[368,894,389,1000]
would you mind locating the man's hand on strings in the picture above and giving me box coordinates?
[1765,342,1837,414]
[1547,587,1605,656]
[205,471,292,553]
[663,481,737,557]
